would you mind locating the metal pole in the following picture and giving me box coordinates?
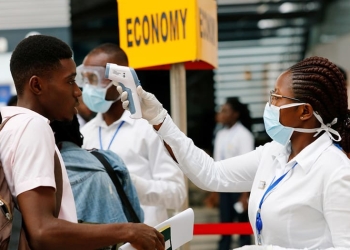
[170,63,187,134]
[170,62,190,250]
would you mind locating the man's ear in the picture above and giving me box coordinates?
[28,76,43,95]
[300,103,314,120]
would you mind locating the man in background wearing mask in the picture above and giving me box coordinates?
[77,43,187,227]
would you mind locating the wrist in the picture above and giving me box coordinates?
[125,223,137,242]
[153,123,163,131]
[152,116,166,130]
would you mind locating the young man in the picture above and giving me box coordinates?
[0,35,164,250]
[79,43,187,227]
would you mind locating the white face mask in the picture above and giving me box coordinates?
[263,102,341,146]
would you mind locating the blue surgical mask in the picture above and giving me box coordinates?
[82,82,115,113]
[263,102,341,146]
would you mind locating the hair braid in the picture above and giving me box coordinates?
[289,56,350,152]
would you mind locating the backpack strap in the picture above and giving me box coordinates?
[0,114,63,249]
[18,152,63,250]
[90,150,140,223]
[0,114,63,215]
[0,114,20,131]
[0,115,18,249]
[53,152,62,217]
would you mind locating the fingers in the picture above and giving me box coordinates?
[116,85,123,95]
[136,86,154,100]
[122,100,130,110]
[117,86,129,102]
[116,88,129,110]
[136,85,144,96]
[129,226,165,250]
[120,85,147,100]
[154,229,165,250]
[121,91,128,102]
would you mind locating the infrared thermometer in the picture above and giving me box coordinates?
[105,63,142,119]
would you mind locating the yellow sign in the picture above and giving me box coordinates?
[118,0,217,70]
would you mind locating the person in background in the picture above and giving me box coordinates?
[50,114,143,226]
[0,34,164,250]
[212,109,224,145]
[79,43,186,227]
[214,97,254,250]
[118,56,350,249]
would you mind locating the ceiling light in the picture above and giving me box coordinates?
[257,4,269,14]
[258,19,285,29]
[279,2,297,13]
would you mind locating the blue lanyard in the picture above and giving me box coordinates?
[255,162,297,245]
[99,121,125,150]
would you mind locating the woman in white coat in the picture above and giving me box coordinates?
[118,56,350,250]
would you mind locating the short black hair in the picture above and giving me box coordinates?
[88,43,129,66]
[10,35,73,95]
[50,115,84,147]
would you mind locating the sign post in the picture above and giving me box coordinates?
[170,63,187,134]
[118,0,217,70]
[118,1,217,247]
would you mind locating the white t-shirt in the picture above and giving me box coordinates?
[81,111,186,226]
[158,114,350,249]
[0,106,77,222]
[214,121,254,161]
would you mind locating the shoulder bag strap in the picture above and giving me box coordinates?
[0,114,63,213]
[53,152,63,217]
[90,151,140,223]
[3,114,63,250]
[0,114,62,249]
[0,114,20,130]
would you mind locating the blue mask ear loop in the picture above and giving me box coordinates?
[255,162,298,245]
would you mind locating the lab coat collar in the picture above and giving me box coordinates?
[94,110,135,129]
[271,133,333,174]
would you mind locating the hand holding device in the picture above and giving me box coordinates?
[105,63,142,119]
[117,85,168,125]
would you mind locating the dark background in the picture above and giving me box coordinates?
[70,0,332,155]
[71,0,217,155]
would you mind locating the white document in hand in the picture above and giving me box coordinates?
[119,208,194,250]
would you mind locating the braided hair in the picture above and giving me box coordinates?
[288,56,350,152]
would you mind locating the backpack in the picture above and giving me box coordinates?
[0,115,63,250]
